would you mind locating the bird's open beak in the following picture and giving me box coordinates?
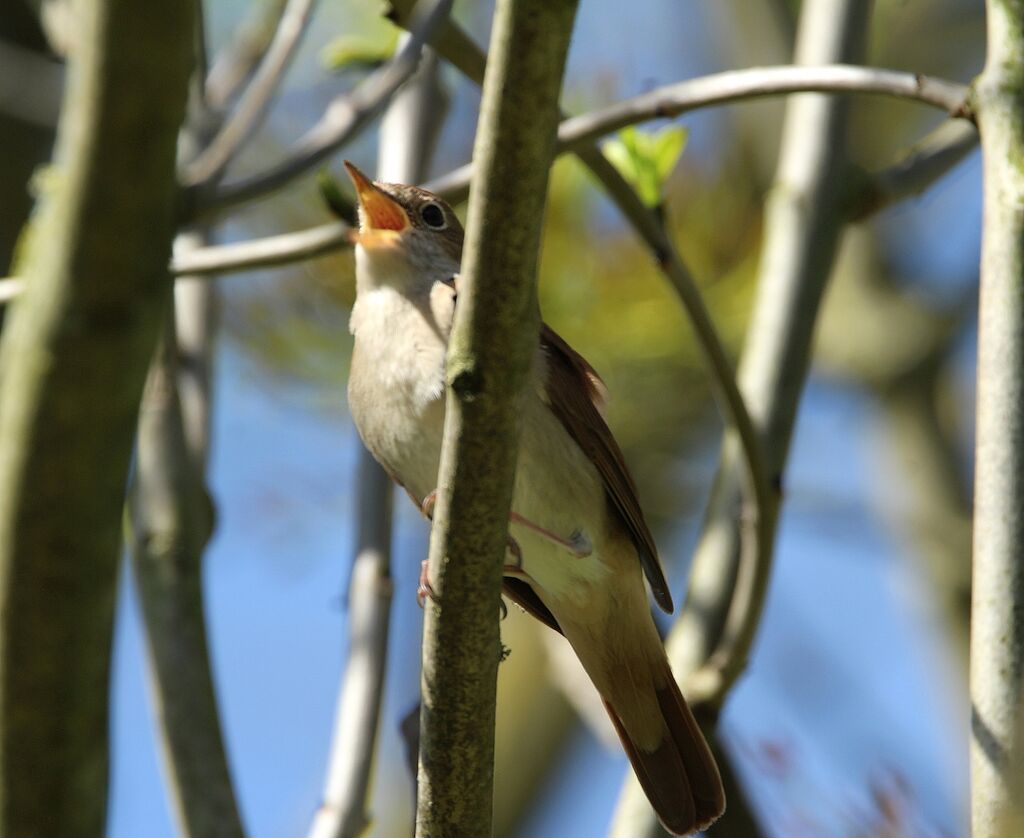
[344,161,408,248]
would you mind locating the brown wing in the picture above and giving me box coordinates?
[540,325,673,613]
[502,578,562,634]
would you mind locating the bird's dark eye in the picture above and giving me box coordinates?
[420,202,446,229]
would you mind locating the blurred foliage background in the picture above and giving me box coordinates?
[0,0,985,836]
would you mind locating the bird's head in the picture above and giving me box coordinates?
[344,161,463,293]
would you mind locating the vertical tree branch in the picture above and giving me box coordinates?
[414,1,578,834]
[127,14,243,826]
[130,305,244,838]
[0,0,195,833]
[182,0,319,187]
[673,0,871,687]
[309,43,446,838]
[970,2,1024,835]
[612,1,871,834]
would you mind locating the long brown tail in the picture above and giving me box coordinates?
[561,600,725,835]
[602,660,725,835]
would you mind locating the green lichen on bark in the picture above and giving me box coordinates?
[0,0,195,834]
[414,1,579,836]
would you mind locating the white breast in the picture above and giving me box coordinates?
[348,285,448,503]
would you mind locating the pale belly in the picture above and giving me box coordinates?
[349,294,616,607]
[348,342,446,506]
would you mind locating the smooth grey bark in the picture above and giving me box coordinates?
[130,303,243,838]
[969,2,1024,835]
[671,0,871,686]
[128,26,247,826]
[309,44,445,838]
[0,0,194,834]
[414,0,578,834]
[612,1,871,834]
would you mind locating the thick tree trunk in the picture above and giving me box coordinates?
[0,0,194,834]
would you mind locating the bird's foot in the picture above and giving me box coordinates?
[509,512,592,558]
[420,490,436,521]
[417,559,439,608]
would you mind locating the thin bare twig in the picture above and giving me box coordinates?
[0,102,977,304]
[205,0,290,109]
[172,221,353,275]
[846,118,978,220]
[426,64,971,203]
[183,0,319,187]
[309,41,446,838]
[186,0,452,218]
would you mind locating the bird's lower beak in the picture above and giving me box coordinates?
[344,161,408,248]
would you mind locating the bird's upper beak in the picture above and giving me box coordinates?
[344,161,408,247]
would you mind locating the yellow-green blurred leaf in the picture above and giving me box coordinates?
[320,29,398,72]
[602,125,688,208]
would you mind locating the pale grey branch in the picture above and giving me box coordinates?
[309,42,445,838]
[680,0,872,714]
[183,0,319,186]
[205,0,289,109]
[426,63,972,202]
[189,0,452,217]
[969,2,1024,834]
[848,119,978,220]
[171,221,353,275]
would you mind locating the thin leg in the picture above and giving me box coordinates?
[417,560,438,608]
[509,512,592,558]
[420,490,436,520]
[419,489,587,559]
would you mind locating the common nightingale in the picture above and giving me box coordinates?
[343,162,725,835]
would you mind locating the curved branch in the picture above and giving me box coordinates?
[183,0,319,186]
[186,0,452,218]
[675,0,872,715]
[557,64,971,154]
[171,220,353,275]
[425,64,972,202]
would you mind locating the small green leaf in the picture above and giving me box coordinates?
[320,29,399,73]
[603,124,688,208]
[650,125,688,181]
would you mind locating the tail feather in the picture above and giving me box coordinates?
[602,670,724,835]
[655,670,726,827]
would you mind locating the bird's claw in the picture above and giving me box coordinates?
[420,490,437,521]
[417,559,439,608]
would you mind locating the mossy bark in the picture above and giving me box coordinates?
[414,1,579,836]
[0,0,195,834]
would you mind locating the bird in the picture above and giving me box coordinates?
[342,160,725,835]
